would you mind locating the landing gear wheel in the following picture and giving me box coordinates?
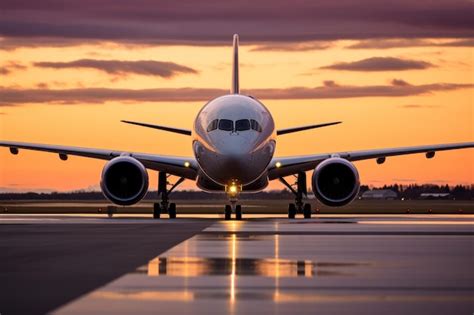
[107,206,117,218]
[288,203,296,219]
[168,203,177,219]
[235,205,242,220]
[303,203,312,219]
[153,203,161,219]
[224,205,232,220]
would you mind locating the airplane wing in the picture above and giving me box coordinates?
[268,142,474,179]
[0,141,198,179]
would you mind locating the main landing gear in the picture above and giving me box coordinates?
[153,172,185,219]
[279,172,312,219]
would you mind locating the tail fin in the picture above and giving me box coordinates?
[231,34,239,94]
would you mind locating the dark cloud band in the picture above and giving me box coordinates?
[347,38,474,49]
[0,0,473,49]
[321,57,433,71]
[0,81,471,105]
[34,59,198,78]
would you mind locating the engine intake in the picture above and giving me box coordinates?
[100,156,149,206]
[312,158,360,207]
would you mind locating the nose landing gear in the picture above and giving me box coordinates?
[279,172,313,219]
[224,182,243,220]
[224,198,243,220]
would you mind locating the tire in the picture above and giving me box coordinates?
[153,203,161,219]
[225,205,232,220]
[107,206,117,218]
[235,205,242,220]
[288,203,296,219]
[168,203,177,219]
[303,203,312,219]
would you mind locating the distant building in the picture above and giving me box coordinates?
[361,189,398,200]
[419,193,452,200]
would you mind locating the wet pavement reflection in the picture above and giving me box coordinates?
[137,256,359,278]
[56,217,474,315]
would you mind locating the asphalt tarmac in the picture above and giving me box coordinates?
[0,218,212,314]
[0,214,473,315]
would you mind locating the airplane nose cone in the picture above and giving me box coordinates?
[212,136,257,183]
[197,133,270,185]
[213,134,255,155]
[220,154,250,174]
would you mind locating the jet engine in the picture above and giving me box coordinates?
[100,156,149,206]
[311,158,360,207]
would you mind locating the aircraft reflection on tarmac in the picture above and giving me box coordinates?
[136,257,363,278]
[121,233,368,304]
[134,233,365,279]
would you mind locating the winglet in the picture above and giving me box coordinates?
[231,34,239,94]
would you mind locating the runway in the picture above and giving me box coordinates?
[1,214,473,314]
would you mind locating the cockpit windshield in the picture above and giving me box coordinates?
[250,119,262,132]
[207,119,218,132]
[207,119,262,133]
[218,119,234,131]
[235,119,250,131]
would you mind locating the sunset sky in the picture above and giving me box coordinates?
[0,0,473,192]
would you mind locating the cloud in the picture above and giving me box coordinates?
[0,61,27,75]
[34,59,198,78]
[399,104,439,109]
[391,79,411,86]
[250,41,332,52]
[323,80,339,87]
[436,39,474,47]
[347,38,474,49]
[320,57,434,71]
[0,37,224,51]
[36,83,49,89]
[0,0,473,49]
[0,80,471,105]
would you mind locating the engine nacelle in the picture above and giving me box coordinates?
[100,156,149,206]
[312,158,360,207]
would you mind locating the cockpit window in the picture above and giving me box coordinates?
[235,119,250,131]
[250,119,262,132]
[208,119,262,133]
[218,119,234,131]
[207,119,218,132]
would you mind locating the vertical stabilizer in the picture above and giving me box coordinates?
[231,34,239,94]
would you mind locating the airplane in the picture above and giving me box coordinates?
[1,34,473,220]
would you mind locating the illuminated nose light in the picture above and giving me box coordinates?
[226,181,242,197]
[275,162,282,168]
[184,161,190,168]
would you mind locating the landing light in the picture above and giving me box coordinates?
[184,161,190,168]
[226,182,241,197]
[275,162,282,168]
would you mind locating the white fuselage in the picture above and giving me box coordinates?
[193,94,276,189]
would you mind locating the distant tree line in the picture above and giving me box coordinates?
[1,184,472,201]
[0,189,294,201]
[359,184,473,200]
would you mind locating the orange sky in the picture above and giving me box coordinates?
[0,39,473,192]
